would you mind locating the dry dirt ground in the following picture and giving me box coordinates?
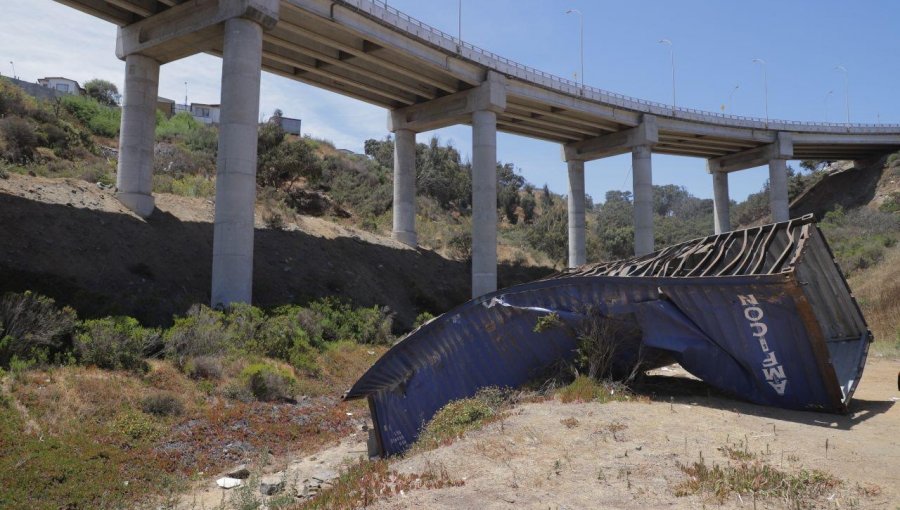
[0,173,549,328]
[178,359,899,509]
[368,359,900,510]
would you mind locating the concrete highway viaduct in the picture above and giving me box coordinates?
[53,0,900,305]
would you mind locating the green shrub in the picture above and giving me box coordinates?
[139,392,183,417]
[309,298,393,345]
[413,311,435,329]
[74,317,153,373]
[183,355,223,380]
[414,388,510,451]
[879,192,900,213]
[240,362,297,402]
[251,308,318,373]
[155,112,201,140]
[164,304,265,367]
[0,291,77,369]
[60,95,120,137]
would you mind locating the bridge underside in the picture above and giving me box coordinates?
[47,0,900,305]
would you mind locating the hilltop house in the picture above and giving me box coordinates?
[37,77,84,95]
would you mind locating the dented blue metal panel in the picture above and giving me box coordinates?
[346,216,871,457]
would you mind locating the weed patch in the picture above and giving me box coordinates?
[557,375,637,404]
[414,387,513,452]
[297,458,463,509]
[675,456,840,507]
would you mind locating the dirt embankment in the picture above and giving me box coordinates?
[371,359,900,509]
[0,173,551,328]
[790,156,899,219]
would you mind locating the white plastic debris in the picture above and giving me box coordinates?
[216,477,242,489]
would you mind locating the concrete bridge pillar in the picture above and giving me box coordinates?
[567,159,586,267]
[768,159,790,223]
[632,145,654,256]
[391,129,417,247]
[116,54,160,218]
[211,17,264,307]
[712,171,731,233]
[471,109,498,298]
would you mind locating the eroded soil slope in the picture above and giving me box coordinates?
[0,174,550,327]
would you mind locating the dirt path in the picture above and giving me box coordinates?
[177,430,369,509]
[370,358,899,509]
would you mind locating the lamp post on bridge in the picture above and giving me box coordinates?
[658,39,675,110]
[565,9,584,90]
[824,90,833,123]
[752,58,768,125]
[835,65,850,124]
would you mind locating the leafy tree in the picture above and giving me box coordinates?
[415,137,470,209]
[364,136,394,169]
[525,200,568,266]
[83,79,120,107]
[497,163,525,224]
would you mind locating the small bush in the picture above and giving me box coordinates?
[308,298,394,346]
[61,95,120,137]
[879,191,900,213]
[0,291,77,369]
[113,409,162,443]
[413,311,435,329]
[240,362,298,402]
[164,304,264,366]
[557,375,633,404]
[251,309,318,373]
[414,388,510,451]
[183,355,223,380]
[0,116,38,163]
[75,317,152,373]
[140,392,184,417]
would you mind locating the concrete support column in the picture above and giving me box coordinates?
[567,159,586,267]
[471,110,498,298]
[211,17,264,307]
[712,171,731,234]
[632,145,654,256]
[116,54,160,218]
[768,158,790,223]
[391,129,417,247]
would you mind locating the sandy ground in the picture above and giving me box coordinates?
[368,359,900,509]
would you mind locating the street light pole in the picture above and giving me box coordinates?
[658,39,675,108]
[824,90,833,122]
[9,61,15,80]
[566,9,583,89]
[752,58,768,124]
[458,0,462,43]
[835,65,850,124]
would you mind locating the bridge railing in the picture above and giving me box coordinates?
[338,0,900,134]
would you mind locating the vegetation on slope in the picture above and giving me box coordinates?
[0,290,392,509]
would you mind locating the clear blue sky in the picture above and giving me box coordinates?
[2,0,897,202]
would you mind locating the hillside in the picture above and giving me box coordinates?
[0,173,547,329]
[1,76,899,510]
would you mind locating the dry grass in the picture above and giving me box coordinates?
[293,458,463,509]
[556,376,641,404]
[847,244,900,358]
[675,455,841,507]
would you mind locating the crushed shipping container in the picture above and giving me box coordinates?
[345,216,871,457]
